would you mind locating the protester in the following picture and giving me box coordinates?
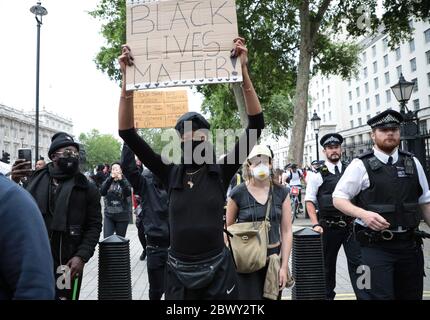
[100,162,132,238]
[122,143,169,300]
[11,132,102,300]
[118,37,264,300]
[226,145,293,299]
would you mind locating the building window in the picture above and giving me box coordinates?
[317,92,319,99]
[317,104,320,112]
[413,99,420,111]
[384,54,388,67]
[323,114,326,122]
[367,114,371,120]
[365,82,369,94]
[396,65,402,78]
[373,61,378,73]
[428,72,430,87]
[348,79,351,86]
[395,47,401,60]
[382,37,388,51]
[357,102,361,113]
[363,67,368,78]
[328,98,331,107]
[372,45,377,57]
[323,101,326,110]
[356,87,360,97]
[328,111,332,121]
[375,94,380,106]
[350,120,354,128]
[410,58,417,72]
[409,39,415,52]
[327,85,330,94]
[322,89,325,97]
[386,90,391,103]
[426,51,430,64]
[412,78,418,92]
[349,105,353,115]
[358,118,362,126]
[374,77,379,90]
[385,71,390,85]
[362,51,367,62]
[366,98,370,110]
[425,28,430,43]
[349,91,352,100]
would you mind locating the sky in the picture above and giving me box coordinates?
[0,0,203,139]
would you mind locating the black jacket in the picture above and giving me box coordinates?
[100,176,132,220]
[121,144,169,244]
[26,165,102,264]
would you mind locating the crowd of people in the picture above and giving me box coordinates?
[0,37,429,301]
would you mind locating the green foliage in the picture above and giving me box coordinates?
[78,129,121,170]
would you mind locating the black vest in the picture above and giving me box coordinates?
[316,163,346,218]
[356,150,422,228]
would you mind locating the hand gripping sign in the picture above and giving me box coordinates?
[125,0,242,91]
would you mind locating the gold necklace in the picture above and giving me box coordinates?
[185,167,203,189]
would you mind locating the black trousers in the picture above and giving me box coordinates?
[359,244,424,300]
[147,246,168,300]
[322,224,364,300]
[103,215,128,238]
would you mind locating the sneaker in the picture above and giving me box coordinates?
[140,249,146,261]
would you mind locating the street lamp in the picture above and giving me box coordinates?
[391,73,426,170]
[30,2,48,163]
[310,110,321,161]
[390,73,414,115]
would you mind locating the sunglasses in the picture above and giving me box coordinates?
[55,149,80,158]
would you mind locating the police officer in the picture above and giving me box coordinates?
[305,133,364,300]
[333,109,430,300]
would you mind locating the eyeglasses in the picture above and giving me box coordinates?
[55,149,80,158]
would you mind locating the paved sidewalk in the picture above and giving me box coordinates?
[81,218,430,300]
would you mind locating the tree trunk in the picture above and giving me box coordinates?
[288,1,313,167]
[232,83,249,128]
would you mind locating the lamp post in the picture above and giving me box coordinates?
[391,73,426,168]
[30,2,48,163]
[310,111,321,161]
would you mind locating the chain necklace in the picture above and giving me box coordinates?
[185,167,203,189]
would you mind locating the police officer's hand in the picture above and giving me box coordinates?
[66,256,85,280]
[11,159,32,183]
[313,225,324,234]
[362,211,390,231]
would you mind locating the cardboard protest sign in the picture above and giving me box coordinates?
[133,89,189,128]
[126,0,242,91]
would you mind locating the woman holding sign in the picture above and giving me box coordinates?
[118,38,264,300]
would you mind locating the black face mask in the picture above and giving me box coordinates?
[181,140,213,166]
[57,156,79,174]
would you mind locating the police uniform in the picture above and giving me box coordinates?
[305,133,364,300]
[333,109,430,300]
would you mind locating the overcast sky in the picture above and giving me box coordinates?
[0,0,203,139]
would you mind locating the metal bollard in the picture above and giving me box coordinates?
[98,235,132,300]
[292,228,326,300]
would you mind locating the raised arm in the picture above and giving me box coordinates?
[220,38,265,185]
[117,45,171,184]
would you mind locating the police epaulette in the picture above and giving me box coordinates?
[358,150,374,159]
[398,149,415,157]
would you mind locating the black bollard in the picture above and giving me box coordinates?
[292,228,326,300]
[98,235,132,300]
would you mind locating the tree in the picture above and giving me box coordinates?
[286,0,430,165]
[78,129,121,170]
